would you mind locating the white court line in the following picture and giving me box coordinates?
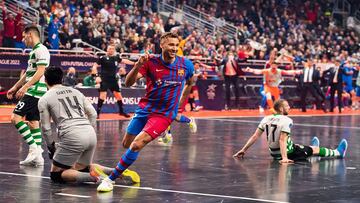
[55,193,91,198]
[0,171,288,203]
[201,118,360,130]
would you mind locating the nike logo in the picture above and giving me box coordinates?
[153,131,159,135]
[156,69,164,72]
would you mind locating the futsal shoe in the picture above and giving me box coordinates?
[158,127,173,145]
[20,146,41,166]
[122,169,141,183]
[97,177,114,192]
[91,166,109,183]
[311,136,320,147]
[336,139,348,158]
[32,155,44,167]
[158,133,173,145]
[189,117,197,133]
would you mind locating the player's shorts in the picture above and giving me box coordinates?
[13,94,40,121]
[344,84,353,93]
[127,109,172,139]
[287,144,313,161]
[190,85,198,93]
[356,86,360,97]
[53,125,97,169]
[264,85,280,100]
[100,78,120,92]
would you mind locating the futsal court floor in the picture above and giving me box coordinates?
[0,109,359,203]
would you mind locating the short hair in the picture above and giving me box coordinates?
[24,25,40,37]
[273,99,287,113]
[45,66,64,86]
[160,32,179,43]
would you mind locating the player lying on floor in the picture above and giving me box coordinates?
[233,99,348,163]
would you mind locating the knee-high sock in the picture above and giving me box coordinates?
[109,149,139,181]
[97,99,104,112]
[75,172,98,183]
[31,128,42,146]
[15,121,37,147]
[319,147,340,157]
[117,100,124,113]
[179,115,191,123]
[188,98,195,111]
[194,99,200,107]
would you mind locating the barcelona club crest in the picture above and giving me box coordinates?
[178,69,185,76]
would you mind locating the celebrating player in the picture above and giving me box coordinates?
[245,63,302,111]
[97,32,195,192]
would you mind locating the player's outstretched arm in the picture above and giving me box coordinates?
[233,128,263,159]
[278,132,293,164]
[281,69,302,76]
[245,67,264,75]
[125,54,148,87]
[122,59,135,66]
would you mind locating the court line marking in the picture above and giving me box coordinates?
[201,118,360,130]
[0,171,288,203]
[1,112,359,124]
[55,193,91,198]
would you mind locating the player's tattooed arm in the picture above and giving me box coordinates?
[178,76,194,109]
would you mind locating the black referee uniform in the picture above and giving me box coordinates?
[96,54,129,117]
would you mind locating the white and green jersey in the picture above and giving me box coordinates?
[25,43,50,98]
[258,114,294,157]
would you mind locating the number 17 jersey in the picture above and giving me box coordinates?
[258,114,295,156]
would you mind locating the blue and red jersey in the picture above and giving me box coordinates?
[137,55,194,120]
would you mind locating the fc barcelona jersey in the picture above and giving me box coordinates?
[137,56,194,119]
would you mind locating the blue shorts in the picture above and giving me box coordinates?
[356,86,360,97]
[344,85,353,93]
[127,108,172,139]
[127,109,150,136]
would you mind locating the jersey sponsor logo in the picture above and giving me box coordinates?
[155,79,182,86]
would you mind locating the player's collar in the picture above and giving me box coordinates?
[32,42,41,50]
[160,55,178,66]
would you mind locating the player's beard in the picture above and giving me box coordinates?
[283,111,288,115]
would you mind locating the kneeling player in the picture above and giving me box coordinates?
[38,67,139,184]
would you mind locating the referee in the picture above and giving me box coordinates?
[92,44,135,118]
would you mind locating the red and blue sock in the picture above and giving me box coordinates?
[179,115,191,123]
[109,149,139,181]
